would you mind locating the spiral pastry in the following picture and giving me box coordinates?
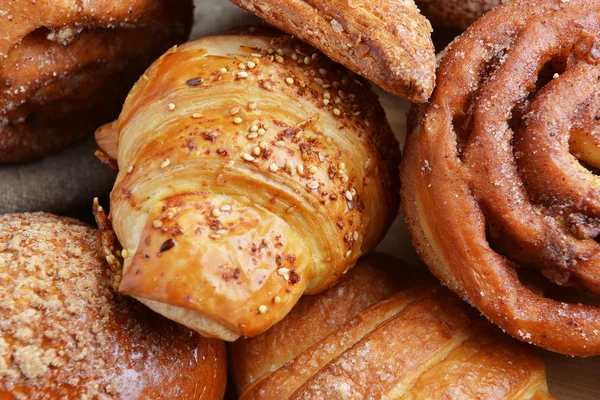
[96,30,400,340]
[402,0,600,355]
[0,0,192,163]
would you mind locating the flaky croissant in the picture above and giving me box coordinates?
[402,0,600,355]
[0,0,192,162]
[229,0,436,102]
[95,30,400,341]
[230,255,554,400]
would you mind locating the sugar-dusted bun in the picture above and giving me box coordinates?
[0,213,226,399]
[0,0,193,162]
[230,255,553,399]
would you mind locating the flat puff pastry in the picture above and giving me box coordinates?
[0,0,192,162]
[0,212,226,399]
[230,254,554,400]
[95,30,401,341]
[229,0,436,103]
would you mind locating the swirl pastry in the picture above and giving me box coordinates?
[415,0,504,30]
[229,0,436,102]
[0,0,193,163]
[402,0,600,355]
[230,255,554,400]
[95,31,400,341]
[0,213,226,399]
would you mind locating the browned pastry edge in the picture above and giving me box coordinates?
[229,0,436,102]
[0,212,226,399]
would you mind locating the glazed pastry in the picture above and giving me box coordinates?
[230,255,554,400]
[402,0,600,355]
[229,0,436,102]
[0,212,227,399]
[0,0,193,163]
[95,30,401,341]
[415,0,504,30]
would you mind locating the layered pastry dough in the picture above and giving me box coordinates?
[95,31,400,341]
[402,0,600,355]
[229,0,436,102]
[0,213,226,399]
[230,255,554,400]
[0,0,192,162]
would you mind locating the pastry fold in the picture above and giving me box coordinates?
[0,0,192,162]
[402,0,600,355]
[230,255,554,400]
[97,30,400,341]
[229,0,436,102]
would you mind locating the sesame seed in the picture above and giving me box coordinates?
[251,53,262,58]
[268,48,274,54]
[258,128,266,135]
[278,267,290,276]
[345,250,352,257]
[259,141,268,149]
[297,164,304,174]
[291,54,298,61]
[253,146,261,155]
[319,68,327,75]
[285,77,294,85]
[248,102,257,110]
[269,163,278,172]
[121,249,129,258]
[233,117,243,124]
[237,71,249,79]
[318,152,324,162]
[341,175,349,183]
[307,181,319,190]
[97,205,103,213]
[353,111,361,116]
[335,97,342,104]
[216,229,228,235]
[239,62,246,69]
[220,204,231,212]
[258,305,268,314]
[286,161,295,175]
[304,56,311,65]
[192,113,203,119]
[286,206,295,213]
[168,103,176,111]
[220,67,228,73]
[309,166,318,174]
[333,108,341,116]
[353,231,359,240]
[350,188,356,196]
[210,234,222,239]
[339,162,346,170]
[277,48,284,55]
[345,190,353,201]
[249,124,259,132]
[263,237,271,245]
[276,141,286,147]
[322,84,331,89]
[230,106,240,115]
[247,132,258,139]
[274,296,281,304]
[161,159,171,168]
[312,53,318,60]
[242,153,255,162]
[323,99,330,106]
[324,92,331,99]
[212,208,221,217]
[275,55,284,63]
[314,78,324,85]
[127,166,134,174]
[338,90,346,99]
[153,220,163,228]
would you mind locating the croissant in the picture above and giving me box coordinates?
[402,0,600,356]
[0,212,226,399]
[0,0,193,163]
[230,254,554,399]
[415,0,504,30]
[229,0,436,102]
[95,30,401,341]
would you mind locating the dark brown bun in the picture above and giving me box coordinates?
[0,212,226,399]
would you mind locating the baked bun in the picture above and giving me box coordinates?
[230,255,554,399]
[402,0,600,355]
[0,0,193,163]
[229,0,436,102]
[95,30,400,341]
[415,0,505,30]
[0,212,226,399]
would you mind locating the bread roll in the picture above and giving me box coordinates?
[0,212,226,399]
[402,0,600,355]
[0,0,193,162]
[95,29,401,341]
[415,0,505,30]
[230,255,554,399]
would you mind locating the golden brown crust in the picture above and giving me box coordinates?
[415,0,504,30]
[0,0,193,163]
[103,30,400,340]
[401,0,600,356]
[229,0,435,102]
[0,212,226,399]
[230,255,553,399]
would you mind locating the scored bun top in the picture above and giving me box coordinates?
[0,213,226,399]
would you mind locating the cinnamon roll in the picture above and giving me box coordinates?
[402,0,600,356]
[0,0,193,163]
